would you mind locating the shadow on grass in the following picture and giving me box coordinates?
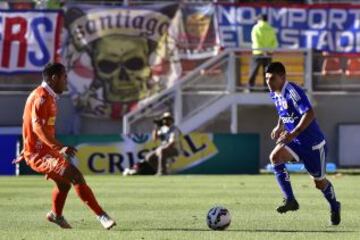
[122,228,357,233]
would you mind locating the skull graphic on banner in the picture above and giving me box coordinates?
[64,4,180,119]
[92,35,151,103]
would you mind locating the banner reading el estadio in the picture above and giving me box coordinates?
[217,3,360,53]
[0,10,62,73]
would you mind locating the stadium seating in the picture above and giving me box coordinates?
[238,51,305,86]
[345,57,360,77]
[321,56,343,76]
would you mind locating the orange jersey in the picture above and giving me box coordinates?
[22,82,62,163]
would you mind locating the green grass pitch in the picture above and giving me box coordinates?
[0,174,359,240]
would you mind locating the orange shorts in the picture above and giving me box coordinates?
[27,151,71,183]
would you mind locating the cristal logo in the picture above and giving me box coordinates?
[74,133,218,174]
[281,113,298,124]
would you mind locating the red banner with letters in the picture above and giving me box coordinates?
[0,10,62,73]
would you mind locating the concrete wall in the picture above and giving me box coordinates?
[199,105,278,167]
[2,92,360,167]
[196,94,360,167]
[0,93,122,135]
[312,94,360,166]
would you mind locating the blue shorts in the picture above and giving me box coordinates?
[284,140,327,180]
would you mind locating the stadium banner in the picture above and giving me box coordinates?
[175,3,220,75]
[0,10,62,73]
[176,3,219,60]
[58,133,259,175]
[0,135,18,175]
[217,3,360,53]
[63,3,181,119]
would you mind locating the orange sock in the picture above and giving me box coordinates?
[52,185,70,216]
[74,183,104,216]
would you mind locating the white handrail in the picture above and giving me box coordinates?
[123,48,312,134]
[122,49,231,134]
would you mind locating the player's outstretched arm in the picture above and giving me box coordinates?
[12,149,25,164]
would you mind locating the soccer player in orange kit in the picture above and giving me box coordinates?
[14,63,116,230]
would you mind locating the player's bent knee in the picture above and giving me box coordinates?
[270,145,293,165]
[314,178,328,190]
[269,151,281,165]
[58,182,71,192]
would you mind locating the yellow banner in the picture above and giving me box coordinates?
[74,133,218,175]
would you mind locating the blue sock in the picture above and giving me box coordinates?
[273,163,295,201]
[321,182,339,211]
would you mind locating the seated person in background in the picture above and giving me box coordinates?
[123,112,182,176]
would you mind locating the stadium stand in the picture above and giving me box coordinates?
[321,55,343,76]
[345,57,360,77]
[2,0,360,169]
[238,51,305,88]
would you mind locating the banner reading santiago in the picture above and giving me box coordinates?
[0,10,62,73]
[63,4,180,119]
[217,3,360,53]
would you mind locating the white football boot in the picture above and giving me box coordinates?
[97,213,116,230]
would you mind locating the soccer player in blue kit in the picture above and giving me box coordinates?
[265,62,341,225]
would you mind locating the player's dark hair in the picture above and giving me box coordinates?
[42,63,65,81]
[258,14,268,22]
[265,62,286,76]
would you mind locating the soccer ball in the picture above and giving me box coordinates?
[206,206,231,230]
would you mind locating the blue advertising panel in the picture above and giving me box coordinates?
[0,135,18,175]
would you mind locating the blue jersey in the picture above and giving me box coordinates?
[270,81,325,148]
